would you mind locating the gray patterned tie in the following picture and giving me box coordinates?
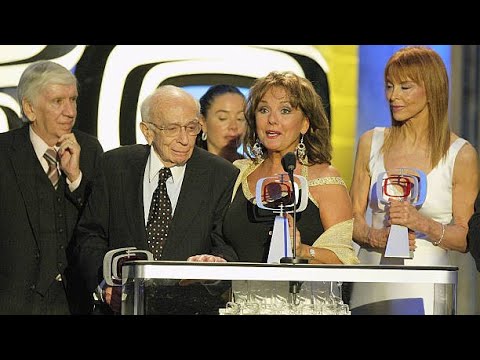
[146,167,172,260]
[43,148,60,189]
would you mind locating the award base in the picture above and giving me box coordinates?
[384,224,411,258]
[267,216,293,263]
[280,257,308,264]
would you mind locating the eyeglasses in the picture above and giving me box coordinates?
[146,121,201,137]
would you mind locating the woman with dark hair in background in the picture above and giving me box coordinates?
[196,84,246,162]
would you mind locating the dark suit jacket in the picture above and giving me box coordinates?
[0,124,103,314]
[468,192,480,272]
[75,145,240,293]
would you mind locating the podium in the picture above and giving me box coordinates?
[120,261,457,315]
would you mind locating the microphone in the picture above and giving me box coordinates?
[281,152,297,173]
[281,152,297,216]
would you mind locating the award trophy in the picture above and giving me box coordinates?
[255,173,308,263]
[376,168,427,258]
[103,247,153,286]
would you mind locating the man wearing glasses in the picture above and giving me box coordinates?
[74,85,239,313]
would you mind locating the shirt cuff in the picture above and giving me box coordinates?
[93,279,106,302]
[67,171,83,192]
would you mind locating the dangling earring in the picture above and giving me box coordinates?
[252,138,264,159]
[201,132,207,141]
[296,134,308,165]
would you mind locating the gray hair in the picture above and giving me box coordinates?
[140,85,200,123]
[17,60,77,118]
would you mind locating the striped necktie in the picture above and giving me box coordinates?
[43,148,60,189]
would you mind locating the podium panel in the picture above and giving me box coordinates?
[121,261,457,315]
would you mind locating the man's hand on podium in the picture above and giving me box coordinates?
[186,254,227,262]
[178,254,226,286]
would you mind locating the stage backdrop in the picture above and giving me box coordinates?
[0,45,357,185]
[1,45,478,314]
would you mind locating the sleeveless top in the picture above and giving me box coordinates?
[364,127,466,265]
[222,159,357,263]
[350,127,467,314]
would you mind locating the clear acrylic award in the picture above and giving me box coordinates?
[376,168,427,258]
[255,173,308,263]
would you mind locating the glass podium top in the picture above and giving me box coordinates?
[122,260,458,284]
[120,261,457,315]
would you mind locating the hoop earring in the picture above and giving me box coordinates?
[296,134,308,164]
[201,132,207,141]
[252,139,264,159]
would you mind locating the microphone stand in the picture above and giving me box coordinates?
[280,166,308,302]
[280,169,307,265]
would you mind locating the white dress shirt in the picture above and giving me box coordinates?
[143,146,186,226]
[29,126,82,192]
